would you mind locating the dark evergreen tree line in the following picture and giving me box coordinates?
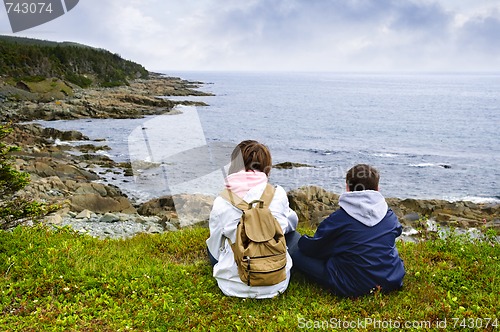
[0,36,149,87]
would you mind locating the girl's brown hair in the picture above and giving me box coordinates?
[228,140,272,176]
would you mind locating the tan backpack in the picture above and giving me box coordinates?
[220,184,287,286]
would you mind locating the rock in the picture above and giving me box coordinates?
[54,164,99,181]
[286,186,499,230]
[31,161,57,177]
[70,194,136,214]
[137,196,176,218]
[74,183,109,196]
[400,212,421,226]
[146,223,164,233]
[44,214,63,225]
[435,213,453,222]
[76,209,93,219]
[42,127,88,141]
[403,212,421,221]
[287,186,339,226]
[100,213,119,223]
[137,194,214,228]
[273,162,314,169]
[163,221,178,232]
[172,194,214,228]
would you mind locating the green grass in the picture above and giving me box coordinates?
[22,78,73,96]
[0,225,499,331]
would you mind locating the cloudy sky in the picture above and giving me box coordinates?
[1,0,500,72]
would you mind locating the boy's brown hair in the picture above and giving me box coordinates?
[346,164,380,192]
[228,140,272,176]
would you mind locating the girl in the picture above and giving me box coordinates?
[206,140,298,298]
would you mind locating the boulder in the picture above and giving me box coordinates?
[172,194,214,228]
[287,186,339,226]
[100,213,119,223]
[53,164,99,181]
[31,161,57,177]
[137,194,214,228]
[74,183,109,196]
[137,196,176,218]
[70,194,136,214]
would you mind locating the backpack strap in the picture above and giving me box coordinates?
[220,188,249,211]
[259,183,276,208]
[220,183,276,210]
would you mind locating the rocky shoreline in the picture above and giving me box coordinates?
[0,73,211,122]
[2,74,499,240]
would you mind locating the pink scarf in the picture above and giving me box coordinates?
[224,171,268,198]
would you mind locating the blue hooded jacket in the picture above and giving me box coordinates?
[298,190,405,297]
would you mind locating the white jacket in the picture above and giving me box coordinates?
[206,180,298,299]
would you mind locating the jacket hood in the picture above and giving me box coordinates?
[224,170,268,198]
[339,190,388,227]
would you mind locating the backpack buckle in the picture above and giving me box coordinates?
[247,199,264,209]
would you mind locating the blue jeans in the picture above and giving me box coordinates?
[285,230,301,256]
[291,249,330,288]
[208,248,218,267]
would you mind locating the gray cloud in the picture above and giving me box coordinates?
[459,13,500,52]
[1,0,499,71]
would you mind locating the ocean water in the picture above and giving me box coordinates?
[37,72,500,203]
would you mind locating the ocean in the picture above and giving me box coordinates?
[37,72,500,203]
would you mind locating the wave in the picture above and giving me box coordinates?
[409,163,452,169]
[372,153,398,158]
[446,196,500,204]
[53,138,74,146]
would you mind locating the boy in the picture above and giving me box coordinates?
[291,164,405,297]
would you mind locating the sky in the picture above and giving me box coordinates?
[1,0,500,72]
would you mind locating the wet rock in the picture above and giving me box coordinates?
[273,162,314,169]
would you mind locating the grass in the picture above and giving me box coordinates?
[22,78,73,96]
[0,225,499,331]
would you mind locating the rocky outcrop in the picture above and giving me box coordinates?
[387,197,500,230]
[1,74,216,238]
[273,162,314,169]
[69,194,135,214]
[0,74,212,122]
[8,123,135,217]
[287,186,340,226]
[287,186,500,231]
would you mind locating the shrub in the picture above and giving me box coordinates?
[0,124,51,229]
